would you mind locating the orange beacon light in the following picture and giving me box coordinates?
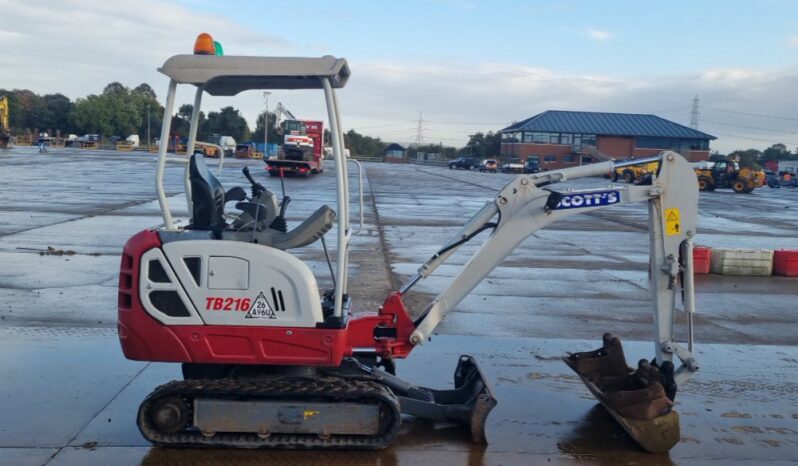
[193,33,216,55]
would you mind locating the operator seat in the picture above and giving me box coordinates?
[188,154,226,234]
[186,153,336,249]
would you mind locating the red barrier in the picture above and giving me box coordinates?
[773,250,798,277]
[693,246,712,275]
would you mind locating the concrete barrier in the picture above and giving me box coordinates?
[710,248,774,276]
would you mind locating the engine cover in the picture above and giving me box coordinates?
[140,239,324,328]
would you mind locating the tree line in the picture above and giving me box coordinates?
[1,83,504,156]
[1,83,162,139]
[714,143,798,167]
[22,82,792,161]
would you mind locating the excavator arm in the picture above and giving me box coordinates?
[402,151,699,386]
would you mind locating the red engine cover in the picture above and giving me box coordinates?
[117,230,417,366]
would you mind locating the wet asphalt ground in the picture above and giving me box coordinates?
[0,146,797,465]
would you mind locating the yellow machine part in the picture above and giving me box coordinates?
[0,96,9,131]
[614,161,659,182]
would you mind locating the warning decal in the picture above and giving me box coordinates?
[245,291,277,319]
[665,208,681,236]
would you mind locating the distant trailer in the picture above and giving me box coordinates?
[265,120,325,177]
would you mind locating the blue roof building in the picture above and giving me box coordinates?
[498,110,715,169]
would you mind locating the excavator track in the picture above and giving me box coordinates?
[137,376,401,449]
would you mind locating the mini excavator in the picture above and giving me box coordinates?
[117,34,700,452]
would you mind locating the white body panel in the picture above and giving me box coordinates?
[157,240,324,327]
[139,248,203,325]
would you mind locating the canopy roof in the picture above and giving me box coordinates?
[158,55,350,96]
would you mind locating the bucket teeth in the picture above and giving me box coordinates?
[599,359,673,421]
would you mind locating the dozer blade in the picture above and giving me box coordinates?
[396,355,497,443]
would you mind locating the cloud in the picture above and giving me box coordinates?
[788,35,798,47]
[1,1,795,153]
[336,60,798,152]
[584,28,614,41]
[0,0,292,98]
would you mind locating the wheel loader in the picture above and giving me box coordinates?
[611,160,659,183]
[694,160,765,193]
[117,33,700,453]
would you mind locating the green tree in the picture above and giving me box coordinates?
[203,106,251,142]
[253,111,282,146]
[728,148,762,168]
[103,82,128,97]
[761,143,795,163]
[42,94,75,134]
[344,129,386,156]
[171,104,205,139]
[11,90,48,132]
[132,83,157,100]
[465,131,501,158]
[73,94,115,135]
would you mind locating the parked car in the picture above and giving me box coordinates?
[765,170,780,188]
[524,159,540,174]
[502,158,524,174]
[448,156,479,170]
[77,134,100,143]
[479,159,498,173]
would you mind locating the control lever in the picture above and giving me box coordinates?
[269,196,291,232]
[242,167,266,197]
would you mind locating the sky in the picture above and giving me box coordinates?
[2,0,798,153]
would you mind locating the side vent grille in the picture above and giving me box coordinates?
[270,287,285,312]
[118,253,134,310]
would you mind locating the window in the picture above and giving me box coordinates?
[523,132,534,143]
[636,137,709,151]
[532,132,549,143]
[502,132,519,143]
[544,154,556,162]
[582,134,597,146]
[560,133,573,145]
[549,133,561,144]
[563,155,575,163]
[573,134,582,147]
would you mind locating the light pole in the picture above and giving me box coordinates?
[146,104,151,149]
[263,91,271,156]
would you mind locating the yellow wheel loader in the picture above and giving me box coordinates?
[694,161,765,194]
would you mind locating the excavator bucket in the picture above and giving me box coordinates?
[563,334,680,453]
[397,355,497,443]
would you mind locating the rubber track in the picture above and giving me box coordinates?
[138,376,401,449]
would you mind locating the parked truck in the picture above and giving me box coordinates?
[265,103,325,176]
